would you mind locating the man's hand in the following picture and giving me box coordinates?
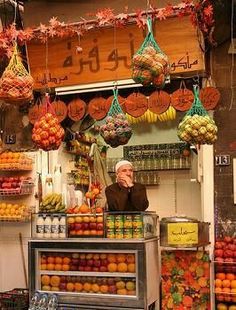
[117,173,134,188]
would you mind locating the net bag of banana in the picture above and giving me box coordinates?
[100,87,132,148]
[132,17,170,88]
[177,85,218,146]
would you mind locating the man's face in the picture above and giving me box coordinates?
[117,164,134,180]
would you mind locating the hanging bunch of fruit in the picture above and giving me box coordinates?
[177,85,218,145]
[132,17,169,88]
[32,94,65,151]
[0,44,34,103]
[100,88,132,148]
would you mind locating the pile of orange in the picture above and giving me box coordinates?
[215,272,236,302]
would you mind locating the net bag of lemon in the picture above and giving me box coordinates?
[100,87,132,148]
[0,44,34,104]
[177,85,218,145]
[132,16,170,88]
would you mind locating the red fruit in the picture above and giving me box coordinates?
[215,241,223,249]
[228,244,236,251]
[215,257,224,265]
[224,236,232,243]
[224,250,233,258]
[215,249,224,257]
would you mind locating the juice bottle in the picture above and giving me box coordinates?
[51,215,59,239]
[44,215,52,238]
[59,215,66,238]
[36,215,44,238]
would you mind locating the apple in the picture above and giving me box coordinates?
[69,230,76,236]
[225,258,234,262]
[224,250,233,258]
[70,265,77,271]
[89,223,97,230]
[228,244,236,251]
[81,223,89,230]
[215,257,224,265]
[100,266,108,272]
[79,259,87,267]
[80,254,86,259]
[74,223,82,231]
[87,259,94,267]
[224,236,232,243]
[76,230,83,235]
[75,216,83,223]
[97,223,104,231]
[59,283,67,291]
[84,266,92,272]
[108,285,117,294]
[71,258,79,265]
[93,260,101,268]
[100,254,107,259]
[78,266,85,271]
[93,254,100,260]
[92,267,99,272]
[107,279,115,285]
[72,253,79,259]
[101,259,108,266]
[215,249,224,257]
[86,253,93,260]
[68,223,75,230]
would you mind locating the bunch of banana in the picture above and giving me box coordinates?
[144,109,158,123]
[39,193,66,213]
[126,113,143,124]
[157,105,176,122]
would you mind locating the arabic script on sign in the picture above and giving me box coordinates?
[167,223,198,245]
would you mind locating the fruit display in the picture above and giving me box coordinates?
[39,193,66,213]
[161,250,210,310]
[40,274,136,295]
[0,176,34,195]
[40,252,136,274]
[67,213,104,238]
[32,112,65,151]
[100,114,132,148]
[132,45,169,88]
[214,236,236,306]
[0,202,31,221]
[217,304,236,310]
[0,152,33,170]
[126,109,158,124]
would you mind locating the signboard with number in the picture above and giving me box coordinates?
[215,155,231,166]
[27,16,205,89]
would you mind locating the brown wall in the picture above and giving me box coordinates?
[212,39,236,236]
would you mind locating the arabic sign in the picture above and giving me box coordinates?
[123,143,188,160]
[27,16,205,89]
[167,223,199,245]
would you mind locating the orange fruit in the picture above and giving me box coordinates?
[126,254,135,263]
[40,264,47,270]
[215,279,222,288]
[51,286,60,291]
[47,256,55,264]
[74,282,83,292]
[55,257,63,264]
[79,204,90,214]
[107,254,117,263]
[117,288,127,295]
[116,254,126,263]
[91,283,100,293]
[62,257,71,265]
[117,262,128,273]
[41,256,47,264]
[231,288,236,294]
[127,263,135,273]
[108,263,118,272]
[198,277,207,288]
[222,279,231,288]
[222,287,230,293]
[226,273,235,281]
[231,280,236,288]
[50,275,60,287]
[83,282,92,292]
[54,264,62,271]
[215,287,222,294]
[216,273,226,280]
[42,285,51,291]
[47,263,55,271]
[62,264,70,271]
[100,285,109,294]
[66,282,75,292]
[41,275,50,286]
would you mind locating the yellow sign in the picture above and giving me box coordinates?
[27,16,205,89]
[167,223,198,245]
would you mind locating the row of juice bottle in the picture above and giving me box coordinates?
[36,214,66,239]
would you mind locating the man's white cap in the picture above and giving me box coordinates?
[115,160,133,172]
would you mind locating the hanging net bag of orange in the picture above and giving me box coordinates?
[100,87,132,148]
[132,17,170,88]
[177,85,218,145]
[0,44,34,104]
[32,94,65,151]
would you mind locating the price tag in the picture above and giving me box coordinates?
[167,223,198,245]
[215,155,230,166]
[5,134,16,144]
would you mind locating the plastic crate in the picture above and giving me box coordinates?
[0,288,29,309]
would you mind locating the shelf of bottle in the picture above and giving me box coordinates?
[40,270,136,278]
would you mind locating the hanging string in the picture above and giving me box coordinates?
[113,20,118,83]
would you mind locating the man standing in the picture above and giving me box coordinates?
[105,160,149,211]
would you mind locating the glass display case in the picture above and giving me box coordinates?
[28,238,159,310]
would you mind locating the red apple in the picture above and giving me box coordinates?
[79,259,87,267]
[224,236,232,243]
[74,223,82,231]
[84,266,92,272]
[97,223,104,231]
[86,253,93,260]
[93,260,101,268]
[101,259,108,266]
[100,266,108,272]
[224,250,233,258]
[71,258,79,265]
[89,223,97,230]
[108,285,117,294]
[81,223,89,230]
[59,283,67,291]
[92,267,99,272]
[215,249,223,257]
[228,244,236,251]
[78,266,85,271]
[87,259,94,267]
[215,257,224,265]
[70,265,77,271]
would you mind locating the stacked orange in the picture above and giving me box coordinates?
[215,272,236,302]
[0,152,32,170]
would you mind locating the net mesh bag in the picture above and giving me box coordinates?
[32,94,65,151]
[0,44,34,103]
[132,17,170,88]
[100,88,132,148]
[177,85,218,145]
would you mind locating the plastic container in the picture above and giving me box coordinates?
[51,216,59,239]
[36,215,44,238]
[44,216,52,238]
[59,215,66,238]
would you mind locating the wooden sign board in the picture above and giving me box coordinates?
[27,16,205,90]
